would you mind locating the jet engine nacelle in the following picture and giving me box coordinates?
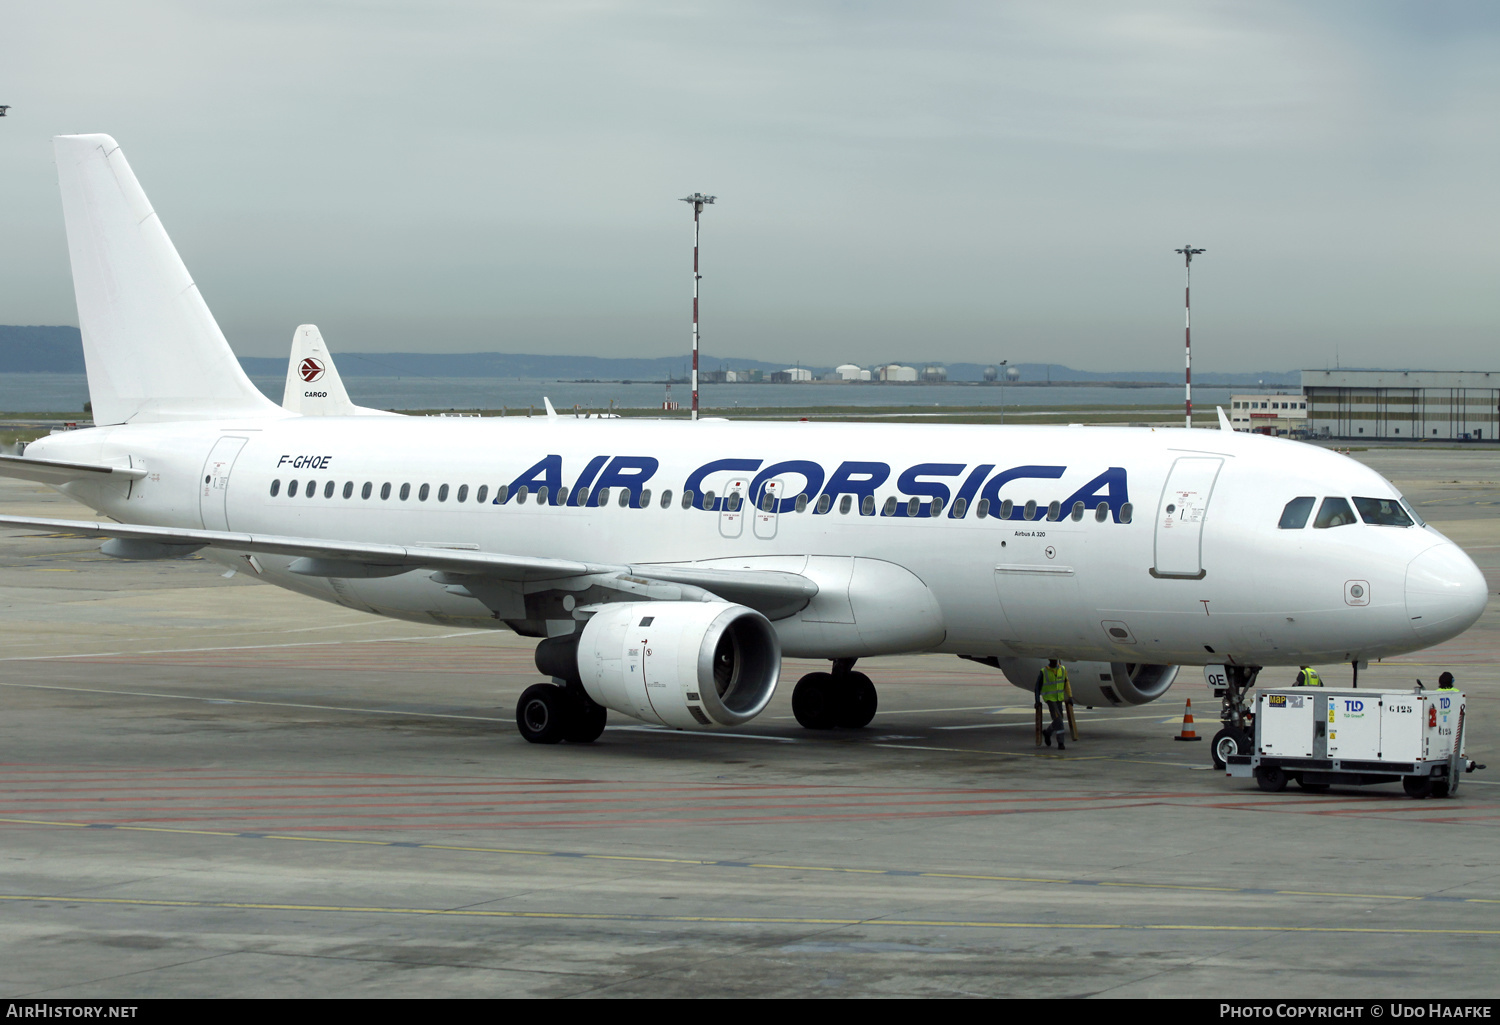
[538,601,781,729]
[990,657,1179,707]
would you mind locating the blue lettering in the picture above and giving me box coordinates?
[505,454,563,504]
[948,463,994,518]
[817,461,890,515]
[750,460,826,513]
[683,458,762,511]
[591,456,660,507]
[896,463,966,517]
[979,465,1066,518]
[568,455,609,506]
[1060,467,1130,523]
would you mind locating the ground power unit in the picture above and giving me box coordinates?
[1223,687,1477,798]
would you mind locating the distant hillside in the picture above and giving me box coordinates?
[0,326,87,372]
[0,325,1298,386]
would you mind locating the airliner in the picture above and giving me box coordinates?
[0,135,1487,761]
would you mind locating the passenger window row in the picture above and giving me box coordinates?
[266,477,1134,523]
[1278,495,1416,529]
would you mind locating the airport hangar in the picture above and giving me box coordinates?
[1230,369,1500,441]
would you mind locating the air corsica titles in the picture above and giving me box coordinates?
[495,455,1130,522]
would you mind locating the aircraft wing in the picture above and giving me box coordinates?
[0,455,149,486]
[0,514,818,614]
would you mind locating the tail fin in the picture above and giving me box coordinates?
[54,134,284,425]
[281,324,395,416]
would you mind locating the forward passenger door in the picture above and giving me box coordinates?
[1152,456,1223,579]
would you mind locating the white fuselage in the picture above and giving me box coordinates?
[27,416,1487,667]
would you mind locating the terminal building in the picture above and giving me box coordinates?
[1301,370,1500,441]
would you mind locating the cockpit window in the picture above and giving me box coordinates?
[1278,496,1315,529]
[1313,496,1358,529]
[1354,497,1413,527]
[1401,498,1426,527]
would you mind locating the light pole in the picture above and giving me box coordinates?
[679,193,715,421]
[998,360,1008,424]
[1175,244,1205,429]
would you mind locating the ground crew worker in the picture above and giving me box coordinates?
[1035,659,1069,750]
[1294,665,1322,687]
[1438,672,1459,692]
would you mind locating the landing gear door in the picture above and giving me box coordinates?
[1152,456,1222,579]
[199,436,248,531]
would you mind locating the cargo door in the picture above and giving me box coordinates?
[1152,456,1222,579]
[719,477,748,539]
[752,479,782,539]
[198,436,248,531]
[994,529,1084,650]
[1258,691,1313,757]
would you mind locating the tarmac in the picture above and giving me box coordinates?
[0,446,1496,998]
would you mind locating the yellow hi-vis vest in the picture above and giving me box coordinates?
[1297,667,1322,687]
[1041,665,1068,702]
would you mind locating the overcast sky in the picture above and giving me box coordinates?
[2,1,1497,370]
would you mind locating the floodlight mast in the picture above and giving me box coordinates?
[1175,245,1205,429]
[680,193,716,421]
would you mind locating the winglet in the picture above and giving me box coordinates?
[543,397,559,420]
[1217,406,1233,431]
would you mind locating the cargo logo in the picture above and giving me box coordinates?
[299,357,325,383]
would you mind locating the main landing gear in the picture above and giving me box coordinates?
[792,659,878,730]
[516,683,608,745]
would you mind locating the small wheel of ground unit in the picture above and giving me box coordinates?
[1402,775,1435,799]
[1255,765,1287,793]
[516,683,572,744]
[833,671,878,729]
[792,672,837,730]
[563,695,608,743]
[1210,727,1250,771]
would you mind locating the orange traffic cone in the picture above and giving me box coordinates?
[1174,697,1202,741]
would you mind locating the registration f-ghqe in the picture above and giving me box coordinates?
[2,135,1488,745]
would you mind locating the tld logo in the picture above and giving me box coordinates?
[1440,696,1452,709]
[1343,699,1364,712]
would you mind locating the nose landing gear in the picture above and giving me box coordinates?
[1208,664,1260,770]
[792,658,878,730]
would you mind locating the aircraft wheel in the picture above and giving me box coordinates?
[792,672,837,730]
[834,671,878,729]
[1403,775,1435,799]
[564,695,608,743]
[517,683,571,744]
[1210,727,1250,771]
[1255,765,1287,793]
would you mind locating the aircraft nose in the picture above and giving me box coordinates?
[1406,543,1489,644]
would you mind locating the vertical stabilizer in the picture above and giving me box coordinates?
[282,325,394,416]
[54,134,285,425]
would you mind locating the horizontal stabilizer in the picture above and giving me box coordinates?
[0,454,147,486]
